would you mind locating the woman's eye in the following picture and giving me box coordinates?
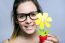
[19,16,24,18]
[18,15,25,18]
[30,12,38,17]
[31,14,36,16]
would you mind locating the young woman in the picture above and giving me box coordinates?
[3,0,59,43]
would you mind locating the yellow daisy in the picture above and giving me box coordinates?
[35,12,52,29]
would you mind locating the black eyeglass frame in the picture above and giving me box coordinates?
[17,11,39,22]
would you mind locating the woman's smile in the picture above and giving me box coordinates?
[24,23,35,30]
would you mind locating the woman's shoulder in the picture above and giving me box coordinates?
[2,39,9,43]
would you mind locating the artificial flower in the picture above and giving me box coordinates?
[38,29,49,36]
[35,12,52,29]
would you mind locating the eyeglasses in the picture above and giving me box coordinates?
[17,11,38,22]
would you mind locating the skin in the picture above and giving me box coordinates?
[3,1,59,43]
[43,34,59,43]
[17,1,37,35]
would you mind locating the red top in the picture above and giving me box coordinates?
[39,35,48,43]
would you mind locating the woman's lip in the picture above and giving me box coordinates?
[26,29,32,30]
[25,26,33,30]
[24,24,34,28]
[24,25,33,28]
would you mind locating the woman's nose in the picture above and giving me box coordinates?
[26,16,32,24]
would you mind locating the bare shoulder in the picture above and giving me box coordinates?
[2,39,9,43]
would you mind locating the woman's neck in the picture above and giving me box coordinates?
[18,30,39,39]
[14,30,39,43]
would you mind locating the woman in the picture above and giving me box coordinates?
[3,0,59,43]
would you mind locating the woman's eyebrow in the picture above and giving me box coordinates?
[17,13,26,15]
[30,11,37,13]
[17,11,37,15]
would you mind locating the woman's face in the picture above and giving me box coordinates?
[17,1,38,34]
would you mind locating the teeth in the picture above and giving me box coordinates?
[25,24,34,28]
[24,25,33,30]
[26,28,32,30]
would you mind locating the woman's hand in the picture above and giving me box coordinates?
[43,34,59,43]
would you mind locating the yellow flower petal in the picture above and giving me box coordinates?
[35,19,41,25]
[46,17,52,22]
[45,22,51,28]
[36,13,42,18]
[43,12,48,19]
[40,22,44,29]
[35,13,43,25]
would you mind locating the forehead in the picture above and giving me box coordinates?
[17,1,37,14]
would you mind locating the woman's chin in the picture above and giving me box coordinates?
[25,29,35,34]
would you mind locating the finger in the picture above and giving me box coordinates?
[47,36,58,43]
[48,34,57,38]
[43,40,53,43]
